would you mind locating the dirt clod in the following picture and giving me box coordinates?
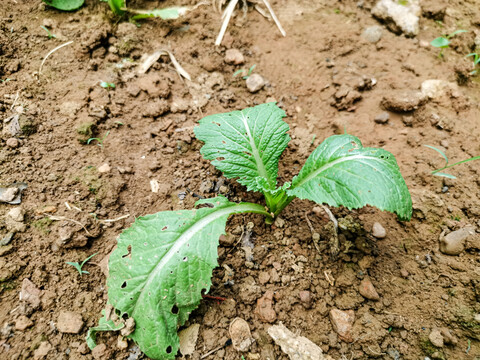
[329,308,355,343]
[255,290,276,323]
[225,49,245,65]
[15,315,34,331]
[439,227,475,255]
[57,311,84,334]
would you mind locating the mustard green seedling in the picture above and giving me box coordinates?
[42,0,84,11]
[430,29,467,58]
[91,103,412,359]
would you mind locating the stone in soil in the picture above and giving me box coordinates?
[57,311,84,334]
[7,207,24,222]
[329,308,355,342]
[429,328,444,347]
[358,278,380,301]
[371,0,421,37]
[382,90,426,112]
[374,112,390,124]
[6,138,19,148]
[246,74,265,93]
[33,341,52,360]
[299,290,313,309]
[229,317,253,352]
[224,49,245,65]
[91,343,107,360]
[0,187,18,203]
[15,315,34,331]
[97,163,111,173]
[255,290,276,323]
[362,25,383,43]
[20,278,42,309]
[372,222,386,238]
[439,227,475,255]
[421,79,459,99]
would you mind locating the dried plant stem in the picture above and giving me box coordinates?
[261,0,286,37]
[215,0,238,46]
[39,41,73,76]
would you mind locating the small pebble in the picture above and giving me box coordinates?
[374,112,390,124]
[372,222,386,239]
[224,49,245,65]
[97,163,111,173]
[362,25,383,43]
[329,308,355,343]
[439,227,475,255]
[15,315,34,331]
[400,268,409,278]
[6,138,19,148]
[358,278,380,301]
[299,290,313,309]
[246,74,265,93]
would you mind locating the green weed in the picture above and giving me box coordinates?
[66,253,97,276]
[466,52,480,75]
[430,29,467,58]
[424,145,480,179]
[87,131,110,148]
[40,26,56,39]
[233,64,256,79]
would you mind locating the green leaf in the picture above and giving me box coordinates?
[130,7,189,20]
[42,0,84,11]
[424,145,449,165]
[107,197,268,359]
[447,29,467,38]
[194,103,290,193]
[433,172,456,179]
[287,134,412,220]
[430,37,449,48]
[86,310,124,350]
[107,0,125,15]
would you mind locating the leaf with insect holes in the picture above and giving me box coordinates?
[431,37,450,48]
[106,197,268,359]
[287,134,412,220]
[42,0,84,11]
[194,103,290,193]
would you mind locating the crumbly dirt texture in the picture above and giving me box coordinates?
[1,0,480,359]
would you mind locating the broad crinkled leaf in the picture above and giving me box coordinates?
[107,197,268,359]
[194,103,290,192]
[288,134,412,220]
[42,0,84,11]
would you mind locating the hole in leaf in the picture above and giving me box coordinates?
[122,313,128,320]
[122,245,132,259]
[171,305,179,314]
[183,256,188,262]
[121,281,127,288]
[166,346,172,354]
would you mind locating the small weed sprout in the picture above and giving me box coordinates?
[424,145,480,179]
[430,29,467,58]
[87,131,110,148]
[466,52,480,75]
[100,81,115,89]
[233,64,256,79]
[40,26,56,39]
[66,253,97,276]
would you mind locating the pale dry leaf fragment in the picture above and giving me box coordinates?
[138,49,191,81]
[229,317,253,352]
[178,323,200,356]
[268,323,334,360]
[150,179,160,193]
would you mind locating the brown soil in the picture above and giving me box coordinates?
[1,0,480,359]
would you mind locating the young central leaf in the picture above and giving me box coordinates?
[107,197,268,360]
[288,134,412,220]
[194,103,290,192]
